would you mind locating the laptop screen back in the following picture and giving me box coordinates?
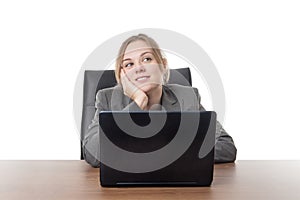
[99,111,216,187]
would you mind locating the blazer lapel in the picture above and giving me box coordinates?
[161,85,181,111]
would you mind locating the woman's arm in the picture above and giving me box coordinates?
[120,69,148,110]
[82,84,145,167]
[214,121,237,163]
[82,89,108,167]
[196,89,237,163]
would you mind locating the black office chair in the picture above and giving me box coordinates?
[80,67,192,159]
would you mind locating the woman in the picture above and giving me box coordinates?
[83,34,237,167]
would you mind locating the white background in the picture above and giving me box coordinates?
[0,0,299,160]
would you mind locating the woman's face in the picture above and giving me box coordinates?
[121,40,165,93]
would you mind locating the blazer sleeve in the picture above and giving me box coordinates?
[82,89,108,168]
[82,87,139,167]
[194,88,237,163]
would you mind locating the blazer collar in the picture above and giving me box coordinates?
[121,85,180,111]
[161,85,180,111]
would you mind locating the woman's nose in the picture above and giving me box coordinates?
[135,62,145,73]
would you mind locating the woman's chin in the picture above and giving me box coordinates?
[139,83,160,93]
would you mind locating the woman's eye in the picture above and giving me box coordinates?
[124,62,133,68]
[143,57,152,62]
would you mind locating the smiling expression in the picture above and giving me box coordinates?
[121,40,165,93]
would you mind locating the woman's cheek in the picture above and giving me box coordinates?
[125,69,135,81]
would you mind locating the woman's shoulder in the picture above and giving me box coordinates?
[164,84,200,99]
[165,84,198,92]
[95,85,123,97]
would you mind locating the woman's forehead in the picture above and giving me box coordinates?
[125,40,152,54]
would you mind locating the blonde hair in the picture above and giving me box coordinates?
[115,33,169,84]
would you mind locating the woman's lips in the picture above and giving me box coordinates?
[135,76,150,82]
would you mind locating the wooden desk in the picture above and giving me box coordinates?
[0,161,299,200]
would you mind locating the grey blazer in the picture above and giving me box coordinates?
[83,84,237,167]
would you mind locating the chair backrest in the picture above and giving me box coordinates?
[80,67,192,159]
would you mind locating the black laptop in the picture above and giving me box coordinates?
[99,111,216,187]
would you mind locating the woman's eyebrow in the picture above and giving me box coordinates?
[122,58,131,62]
[140,51,153,57]
[122,51,153,62]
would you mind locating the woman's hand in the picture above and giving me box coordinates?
[120,69,148,110]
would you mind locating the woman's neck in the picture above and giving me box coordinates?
[146,85,163,110]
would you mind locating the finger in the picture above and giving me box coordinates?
[141,98,148,110]
[121,69,130,81]
[120,69,128,85]
[124,70,131,82]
